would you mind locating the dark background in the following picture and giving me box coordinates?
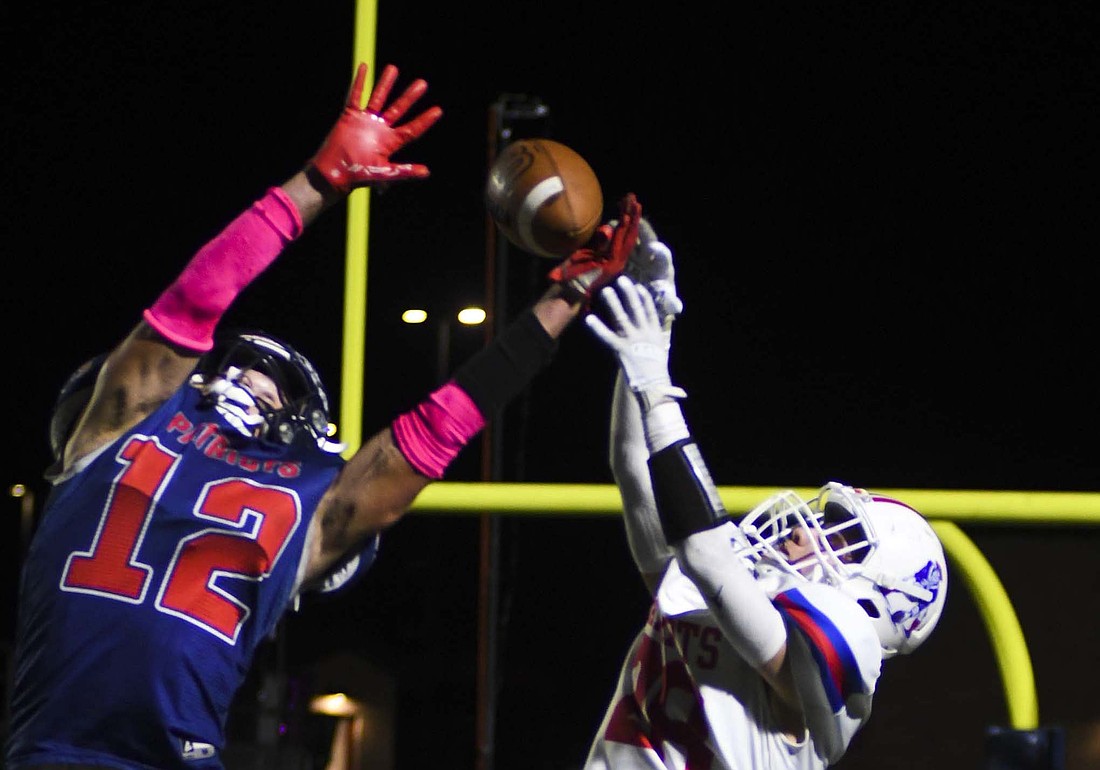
[4,1,1100,768]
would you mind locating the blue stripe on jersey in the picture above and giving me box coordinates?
[774,588,865,711]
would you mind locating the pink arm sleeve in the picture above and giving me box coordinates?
[143,187,303,351]
[391,382,486,479]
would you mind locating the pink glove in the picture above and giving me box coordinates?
[310,62,443,193]
[548,193,642,306]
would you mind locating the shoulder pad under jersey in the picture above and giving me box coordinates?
[772,580,882,764]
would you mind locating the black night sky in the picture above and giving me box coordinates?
[4,2,1100,768]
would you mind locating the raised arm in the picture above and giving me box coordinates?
[610,370,669,593]
[300,194,645,586]
[61,63,442,475]
[607,220,685,592]
[587,276,803,713]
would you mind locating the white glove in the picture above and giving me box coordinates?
[625,218,683,327]
[586,276,687,405]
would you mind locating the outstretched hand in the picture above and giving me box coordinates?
[548,193,642,306]
[586,276,687,402]
[627,218,684,326]
[310,62,443,193]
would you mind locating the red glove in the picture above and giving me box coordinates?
[548,193,642,305]
[310,62,443,193]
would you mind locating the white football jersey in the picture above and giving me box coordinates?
[584,560,883,769]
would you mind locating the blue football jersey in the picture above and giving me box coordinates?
[7,385,344,769]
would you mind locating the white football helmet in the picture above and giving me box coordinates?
[735,482,948,658]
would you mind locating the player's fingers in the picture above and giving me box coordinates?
[613,213,641,256]
[346,62,369,109]
[636,217,657,245]
[590,224,613,251]
[619,195,641,232]
[366,64,399,113]
[382,79,428,124]
[639,283,663,325]
[584,313,622,349]
[631,279,665,330]
[618,276,655,327]
[653,282,684,316]
[396,106,443,144]
[386,163,431,179]
[649,242,672,270]
[599,281,633,332]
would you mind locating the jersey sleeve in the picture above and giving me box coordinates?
[772,581,883,765]
[655,521,753,617]
[313,533,381,596]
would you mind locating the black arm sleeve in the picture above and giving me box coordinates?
[648,439,731,544]
[451,309,558,417]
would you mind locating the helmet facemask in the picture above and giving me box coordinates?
[192,333,344,453]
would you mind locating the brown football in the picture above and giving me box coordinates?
[485,138,603,259]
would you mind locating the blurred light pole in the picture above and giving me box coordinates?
[310,693,365,770]
[10,483,35,560]
[477,93,551,770]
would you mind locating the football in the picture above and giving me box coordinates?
[485,138,603,259]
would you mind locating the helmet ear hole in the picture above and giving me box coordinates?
[857,598,881,618]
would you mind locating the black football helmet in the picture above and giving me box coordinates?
[192,331,341,452]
